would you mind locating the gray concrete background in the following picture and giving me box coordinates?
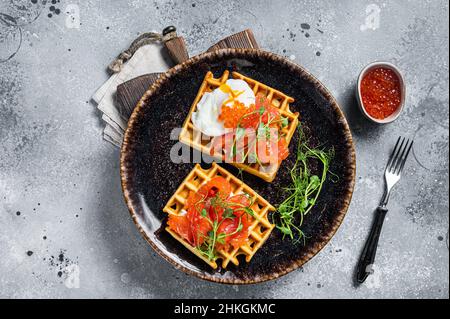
[0,0,448,299]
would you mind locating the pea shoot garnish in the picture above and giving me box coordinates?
[274,127,335,244]
[196,193,256,261]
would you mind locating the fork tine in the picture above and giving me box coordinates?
[394,139,410,174]
[388,137,405,172]
[386,137,401,172]
[399,140,414,174]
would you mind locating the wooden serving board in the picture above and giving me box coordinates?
[116,29,259,119]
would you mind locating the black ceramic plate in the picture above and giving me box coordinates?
[121,49,356,284]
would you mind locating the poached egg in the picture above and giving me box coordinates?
[191,79,255,136]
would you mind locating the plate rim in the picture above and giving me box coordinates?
[120,48,356,284]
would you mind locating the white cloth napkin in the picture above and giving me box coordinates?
[92,43,172,146]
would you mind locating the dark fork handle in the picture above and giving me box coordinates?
[356,206,388,284]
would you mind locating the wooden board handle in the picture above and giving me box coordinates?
[162,25,190,64]
[116,73,163,119]
[207,29,259,52]
[164,36,189,64]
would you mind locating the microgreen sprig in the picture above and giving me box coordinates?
[195,193,256,261]
[230,103,287,165]
[274,127,335,244]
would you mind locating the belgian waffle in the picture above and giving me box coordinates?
[163,163,275,269]
[179,71,299,182]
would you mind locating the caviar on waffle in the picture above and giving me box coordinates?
[179,71,299,182]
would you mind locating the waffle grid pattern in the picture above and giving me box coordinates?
[163,163,275,269]
[179,71,299,182]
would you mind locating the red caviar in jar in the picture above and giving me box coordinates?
[360,67,402,120]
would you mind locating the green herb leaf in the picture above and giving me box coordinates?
[276,225,292,235]
[244,207,255,217]
[216,233,226,244]
[310,175,320,188]
[278,205,287,215]
[300,198,309,209]
[223,208,234,219]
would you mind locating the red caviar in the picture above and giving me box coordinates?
[360,67,402,120]
[219,101,248,128]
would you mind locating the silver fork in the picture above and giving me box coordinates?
[356,136,414,284]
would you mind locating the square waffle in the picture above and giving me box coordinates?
[163,163,275,269]
[179,70,299,182]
